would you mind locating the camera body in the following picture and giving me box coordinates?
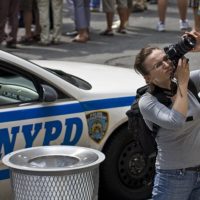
[164,35,196,70]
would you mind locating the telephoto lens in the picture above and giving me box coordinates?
[164,35,196,70]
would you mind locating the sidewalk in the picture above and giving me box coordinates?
[4,1,200,71]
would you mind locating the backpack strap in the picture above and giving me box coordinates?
[136,85,151,96]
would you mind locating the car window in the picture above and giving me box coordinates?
[45,68,92,90]
[0,69,39,105]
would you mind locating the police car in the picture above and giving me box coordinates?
[0,50,154,200]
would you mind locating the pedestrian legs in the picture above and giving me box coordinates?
[37,0,50,44]
[52,0,63,42]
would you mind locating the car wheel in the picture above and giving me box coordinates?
[99,126,155,200]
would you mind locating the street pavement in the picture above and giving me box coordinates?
[2,1,200,71]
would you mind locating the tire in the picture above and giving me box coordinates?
[99,126,155,200]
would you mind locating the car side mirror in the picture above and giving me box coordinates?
[41,84,58,102]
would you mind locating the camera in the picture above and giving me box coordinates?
[164,35,196,70]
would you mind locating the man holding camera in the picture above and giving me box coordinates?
[133,31,200,199]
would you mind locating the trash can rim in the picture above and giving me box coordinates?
[2,145,105,172]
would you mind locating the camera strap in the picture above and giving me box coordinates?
[153,81,177,97]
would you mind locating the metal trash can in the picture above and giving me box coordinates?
[2,145,105,200]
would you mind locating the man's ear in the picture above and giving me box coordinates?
[144,74,151,84]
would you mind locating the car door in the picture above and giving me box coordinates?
[0,61,89,199]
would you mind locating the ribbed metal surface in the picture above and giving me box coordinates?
[11,169,96,200]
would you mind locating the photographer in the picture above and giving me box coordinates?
[134,31,200,199]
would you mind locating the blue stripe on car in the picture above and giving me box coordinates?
[0,96,135,123]
[0,169,9,180]
[81,96,135,111]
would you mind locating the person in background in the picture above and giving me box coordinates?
[90,0,101,12]
[20,0,40,45]
[65,0,78,37]
[100,0,133,36]
[37,0,63,45]
[132,0,148,12]
[189,0,200,32]
[72,0,90,43]
[0,0,20,48]
[134,30,200,199]
[156,0,189,32]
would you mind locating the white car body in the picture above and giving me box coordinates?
[0,50,152,200]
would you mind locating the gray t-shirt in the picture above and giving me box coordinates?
[139,70,200,170]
